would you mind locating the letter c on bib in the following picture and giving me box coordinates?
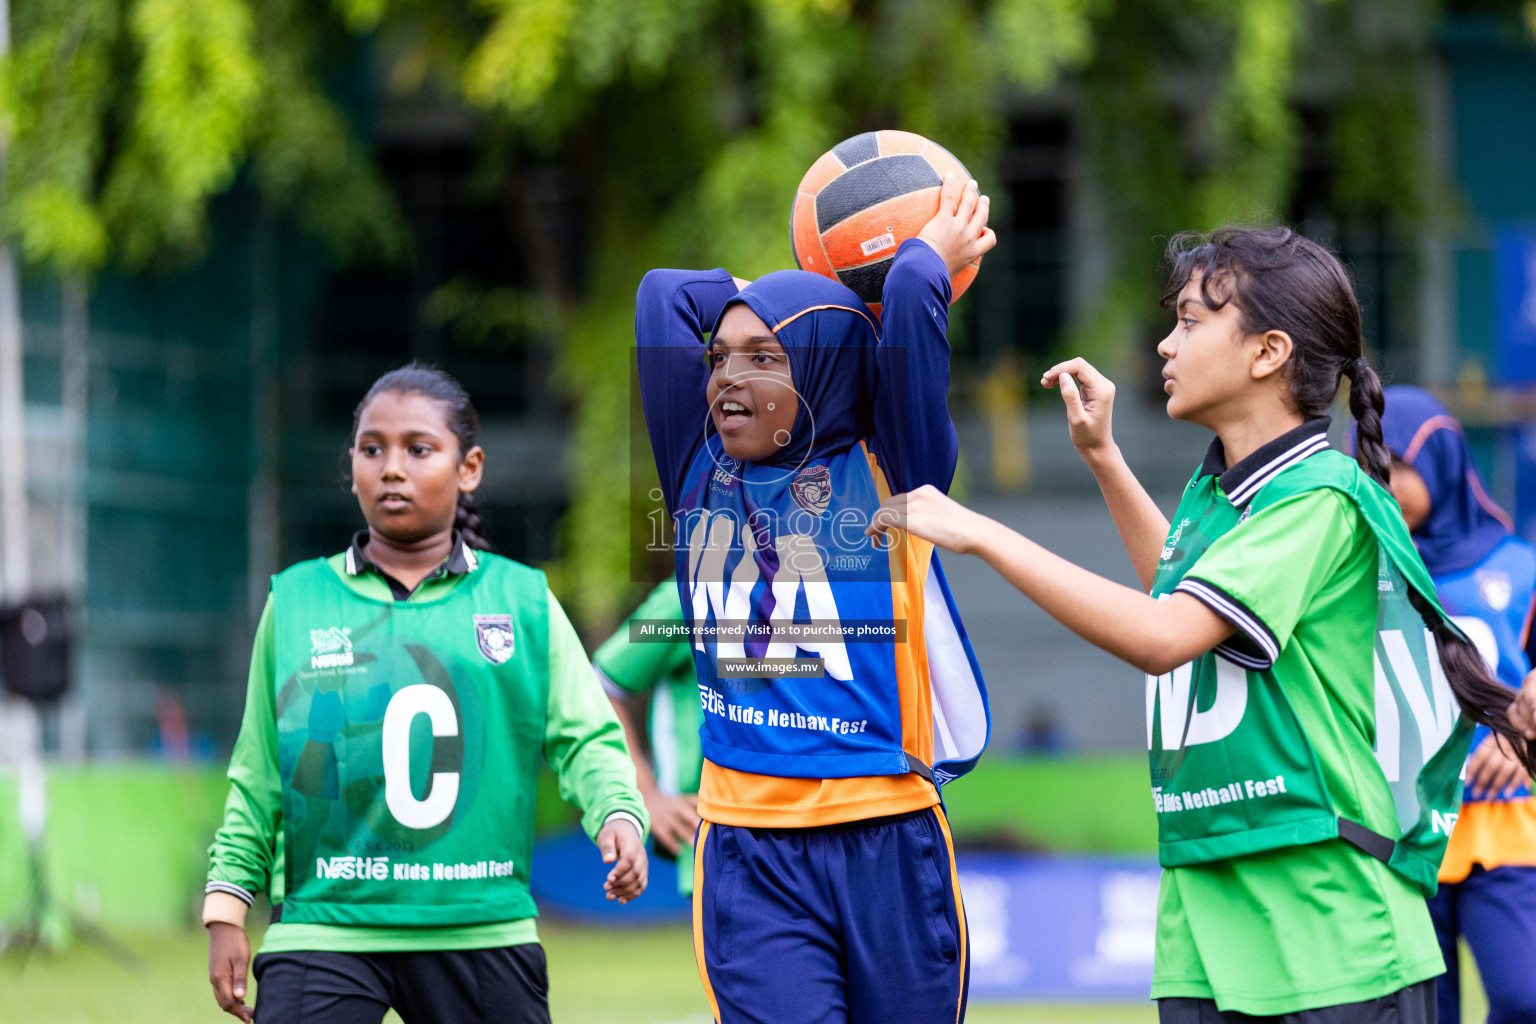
[382,684,461,830]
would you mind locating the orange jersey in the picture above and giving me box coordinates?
[1439,799,1536,883]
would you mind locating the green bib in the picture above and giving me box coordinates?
[271,555,549,926]
[1150,449,1474,895]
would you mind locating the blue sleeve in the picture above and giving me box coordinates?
[871,238,959,494]
[635,268,740,512]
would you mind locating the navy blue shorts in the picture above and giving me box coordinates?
[1158,979,1435,1023]
[1428,864,1536,1024]
[692,806,969,1024]
[250,944,550,1024]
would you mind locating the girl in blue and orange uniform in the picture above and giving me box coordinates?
[1379,386,1536,1024]
[635,173,994,1024]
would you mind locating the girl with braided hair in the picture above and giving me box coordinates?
[871,226,1535,1022]
[1372,385,1536,1024]
[201,363,649,1024]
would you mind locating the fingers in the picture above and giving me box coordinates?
[233,954,249,1014]
[1491,736,1528,796]
[1057,372,1085,417]
[939,173,963,215]
[681,793,702,827]
[652,796,700,854]
[865,500,904,545]
[975,226,997,258]
[1499,760,1527,798]
[1041,357,1112,392]
[954,179,980,225]
[1467,746,1495,797]
[1468,737,1528,798]
[1513,691,1536,739]
[604,834,648,903]
[598,827,618,864]
[676,803,701,840]
[605,857,642,898]
[211,958,252,1022]
[965,191,990,238]
[208,924,253,1022]
[660,818,692,855]
[211,969,234,1014]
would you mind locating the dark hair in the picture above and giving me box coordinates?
[1408,587,1536,776]
[1161,226,1390,487]
[349,362,495,553]
[1163,226,1535,776]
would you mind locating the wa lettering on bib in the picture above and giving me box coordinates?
[271,556,549,926]
[1147,450,1473,895]
[671,436,990,784]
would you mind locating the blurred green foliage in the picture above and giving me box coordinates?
[3,0,408,271]
[1,0,1527,628]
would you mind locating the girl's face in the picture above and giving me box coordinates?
[1157,270,1290,429]
[706,304,799,462]
[1389,456,1431,530]
[351,390,484,544]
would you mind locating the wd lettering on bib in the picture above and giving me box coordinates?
[1147,448,1473,896]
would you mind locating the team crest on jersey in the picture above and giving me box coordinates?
[310,626,353,669]
[790,464,833,516]
[474,614,515,664]
[1476,570,1513,612]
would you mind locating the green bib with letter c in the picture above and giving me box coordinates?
[271,554,548,926]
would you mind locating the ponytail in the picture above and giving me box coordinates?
[455,491,496,553]
[1406,588,1536,775]
[1345,358,1391,487]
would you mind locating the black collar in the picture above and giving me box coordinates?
[344,530,478,600]
[1199,417,1331,507]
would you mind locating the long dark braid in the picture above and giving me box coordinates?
[350,362,497,553]
[1163,226,1535,775]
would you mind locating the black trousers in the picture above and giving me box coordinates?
[1159,979,1436,1024]
[251,944,551,1024]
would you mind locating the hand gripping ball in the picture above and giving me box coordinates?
[791,130,981,317]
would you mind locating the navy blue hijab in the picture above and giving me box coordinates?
[712,270,879,468]
[1380,385,1513,578]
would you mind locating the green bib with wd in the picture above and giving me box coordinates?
[272,555,548,926]
[1149,448,1473,896]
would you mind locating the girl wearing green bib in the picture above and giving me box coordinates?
[870,227,1536,1022]
[202,365,649,1024]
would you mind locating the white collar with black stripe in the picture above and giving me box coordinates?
[1198,417,1331,509]
[343,530,480,579]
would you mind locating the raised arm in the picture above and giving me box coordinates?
[634,268,741,512]
[868,485,1231,675]
[872,174,995,493]
[1041,358,1169,591]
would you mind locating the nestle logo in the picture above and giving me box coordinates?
[310,626,354,669]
